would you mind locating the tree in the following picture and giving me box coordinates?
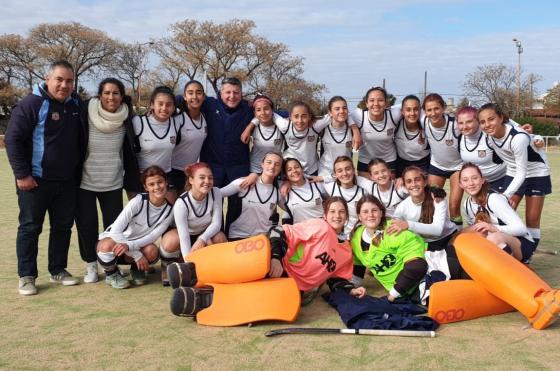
[29,22,117,89]
[156,18,326,108]
[543,82,560,115]
[108,42,151,105]
[0,34,44,89]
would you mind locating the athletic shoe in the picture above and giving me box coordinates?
[301,285,323,306]
[131,265,147,285]
[167,262,197,289]
[50,270,80,286]
[105,271,131,289]
[83,262,99,283]
[170,286,213,317]
[18,276,38,296]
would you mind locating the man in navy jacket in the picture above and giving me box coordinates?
[6,60,86,295]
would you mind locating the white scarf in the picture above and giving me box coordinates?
[88,98,129,133]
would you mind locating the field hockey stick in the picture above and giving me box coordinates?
[265,327,436,338]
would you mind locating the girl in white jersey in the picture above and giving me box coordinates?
[221,151,283,240]
[459,163,535,262]
[96,166,174,289]
[318,96,360,180]
[351,87,401,177]
[366,159,408,217]
[281,158,327,224]
[241,94,284,173]
[132,86,178,201]
[389,166,462,280]
[422,93,463,228]
[323,156,370,236]
[478,103,551,249]
[394,95,431,177]
[168,81,208,193]
[456,106,506,192]
[160,162,227,285]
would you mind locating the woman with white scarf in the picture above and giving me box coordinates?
[75,78,139,283]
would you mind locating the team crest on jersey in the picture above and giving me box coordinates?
[307,135,315,142]
[478,150,487,158]
[170,136,176,144]
[418,136,426,145]
[387,128,394,137]
[269,202,276,210]
[345,141,352,148]
[445,139,454,146]
[315,198,322,205]
[51,112,60,121]
[274,138,282,145]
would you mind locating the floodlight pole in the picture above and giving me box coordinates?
[513,38,523,115]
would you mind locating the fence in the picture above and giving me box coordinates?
[542,136,560,152]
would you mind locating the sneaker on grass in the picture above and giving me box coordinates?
[50,269,80,286]
[131,265,147,286]
[105,271,131,289]
[19,276,38,296]
[84,261,99,283]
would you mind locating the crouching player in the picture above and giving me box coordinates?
[167,197,365,326]
[96,166,174,288]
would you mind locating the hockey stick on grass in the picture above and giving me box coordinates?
[265,328,436,338]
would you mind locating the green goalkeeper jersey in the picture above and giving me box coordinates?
[350,221,427,291]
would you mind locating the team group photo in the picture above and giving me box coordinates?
[1,0,560,369]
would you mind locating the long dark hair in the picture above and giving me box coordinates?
[402,166,437,224]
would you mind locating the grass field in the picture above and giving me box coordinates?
[1,149,559,370]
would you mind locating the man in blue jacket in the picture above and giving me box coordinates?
[6,60,85,295]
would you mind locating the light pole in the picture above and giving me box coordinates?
[512,38,523,115]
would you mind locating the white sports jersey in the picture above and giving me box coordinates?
[221,178,281,239]
[171,112,207,170]
[422,114,462,172]
[282,181,326,224]
[393,196,456,242]
[324,181,368,236]
[366,180,408,217]
[459,130,505,183]
[270,113,330,175]
[318,123,353,178]
[351,106,401,164]
[133,115,178,172]
[486,125,550,198]
[174,187,223,256]
[250,122,284,173]
[99,193,173,251]
[463,192,532,240]
[394,118,430,161]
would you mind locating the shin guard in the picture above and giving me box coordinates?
[454,233,560,329]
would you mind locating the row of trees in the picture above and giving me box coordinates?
[0,20,326,113]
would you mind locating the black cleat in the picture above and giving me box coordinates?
[167,262,197,289]
[170,287,213,317]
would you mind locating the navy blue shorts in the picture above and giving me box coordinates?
[503,175,552,196]
[428,164,457,179]
[167,168,186,191]
[396,155,430,178]
[357,160,397,173]
[489,177,506,193]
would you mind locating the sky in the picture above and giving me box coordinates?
[1,0,559,105]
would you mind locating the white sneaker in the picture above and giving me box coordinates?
[19,276,38,296]
[84,262,99,283]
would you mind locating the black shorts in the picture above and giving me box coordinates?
[503,175,552,196]
[167,168,186,191]
[489,177,506,193]
[518,236,536,262]
[396,155,430,178]
[428,164,457,179]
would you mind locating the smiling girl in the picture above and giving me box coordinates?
[477,103,551,250]
[366,158,408,217]
[96,166,174,288]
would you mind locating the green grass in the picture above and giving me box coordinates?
[1,149,559,370]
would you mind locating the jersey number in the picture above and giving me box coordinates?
[315,252,337,273]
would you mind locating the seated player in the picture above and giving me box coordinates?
[96,166,173,288]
